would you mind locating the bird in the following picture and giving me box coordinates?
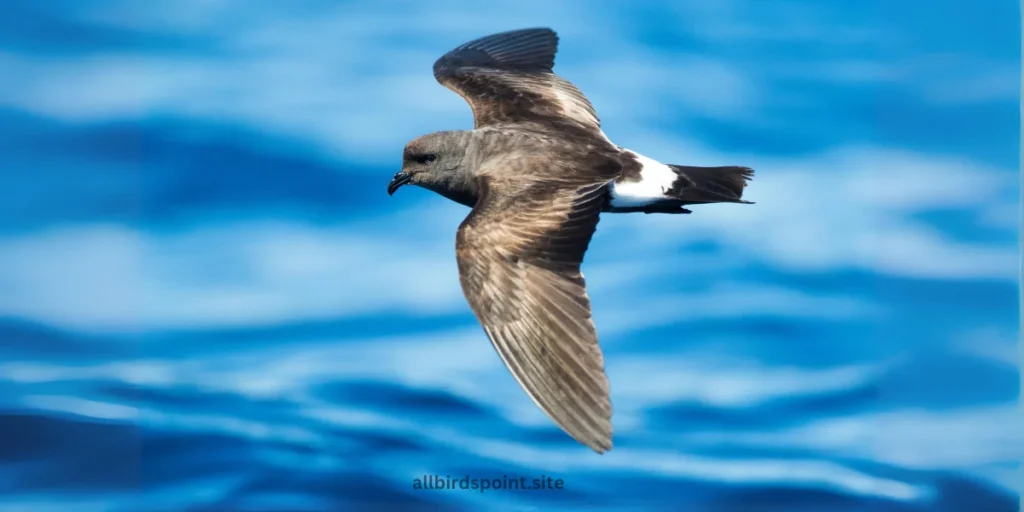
[387,27,754,453]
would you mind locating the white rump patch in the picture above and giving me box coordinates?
[608,150,677,207]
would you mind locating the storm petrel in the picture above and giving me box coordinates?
[387,27,754,453]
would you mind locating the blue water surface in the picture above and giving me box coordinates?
[0,1,1020,511]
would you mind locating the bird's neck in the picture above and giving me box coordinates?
[429,165,479,208]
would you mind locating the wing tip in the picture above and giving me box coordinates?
[587,436,613,454]
[435,27,561,76]
[489,27,558,43]
[571,415,614,454]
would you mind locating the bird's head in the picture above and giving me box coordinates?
[388,131,475,205]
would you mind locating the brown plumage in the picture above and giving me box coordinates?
[388,27,755,453]
[433,28,602,134]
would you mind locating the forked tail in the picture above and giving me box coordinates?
[667,165,754,205]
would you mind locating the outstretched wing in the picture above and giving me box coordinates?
[433,28,602,133]
[455,175,613,452]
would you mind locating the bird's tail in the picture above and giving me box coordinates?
[666,165,755,205]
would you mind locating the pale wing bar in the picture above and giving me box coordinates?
[433,28,601,131]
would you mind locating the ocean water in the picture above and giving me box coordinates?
[0,2,1020,511]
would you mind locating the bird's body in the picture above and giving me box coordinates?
[388,28,754,453]
[404,127,752,215]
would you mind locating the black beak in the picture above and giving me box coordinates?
[387,171,412,196]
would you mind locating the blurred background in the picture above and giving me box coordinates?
[0,1,1020,511]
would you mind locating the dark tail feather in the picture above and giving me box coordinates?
[667,165,755,205]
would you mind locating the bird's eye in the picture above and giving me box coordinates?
[413,153,437,164]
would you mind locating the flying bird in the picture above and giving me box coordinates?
[387,27,754,453]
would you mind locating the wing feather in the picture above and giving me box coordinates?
[433,28,602,132]
[456,178,613,452]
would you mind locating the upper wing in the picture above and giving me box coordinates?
[455,176,613,452]
[433,28,602,133]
